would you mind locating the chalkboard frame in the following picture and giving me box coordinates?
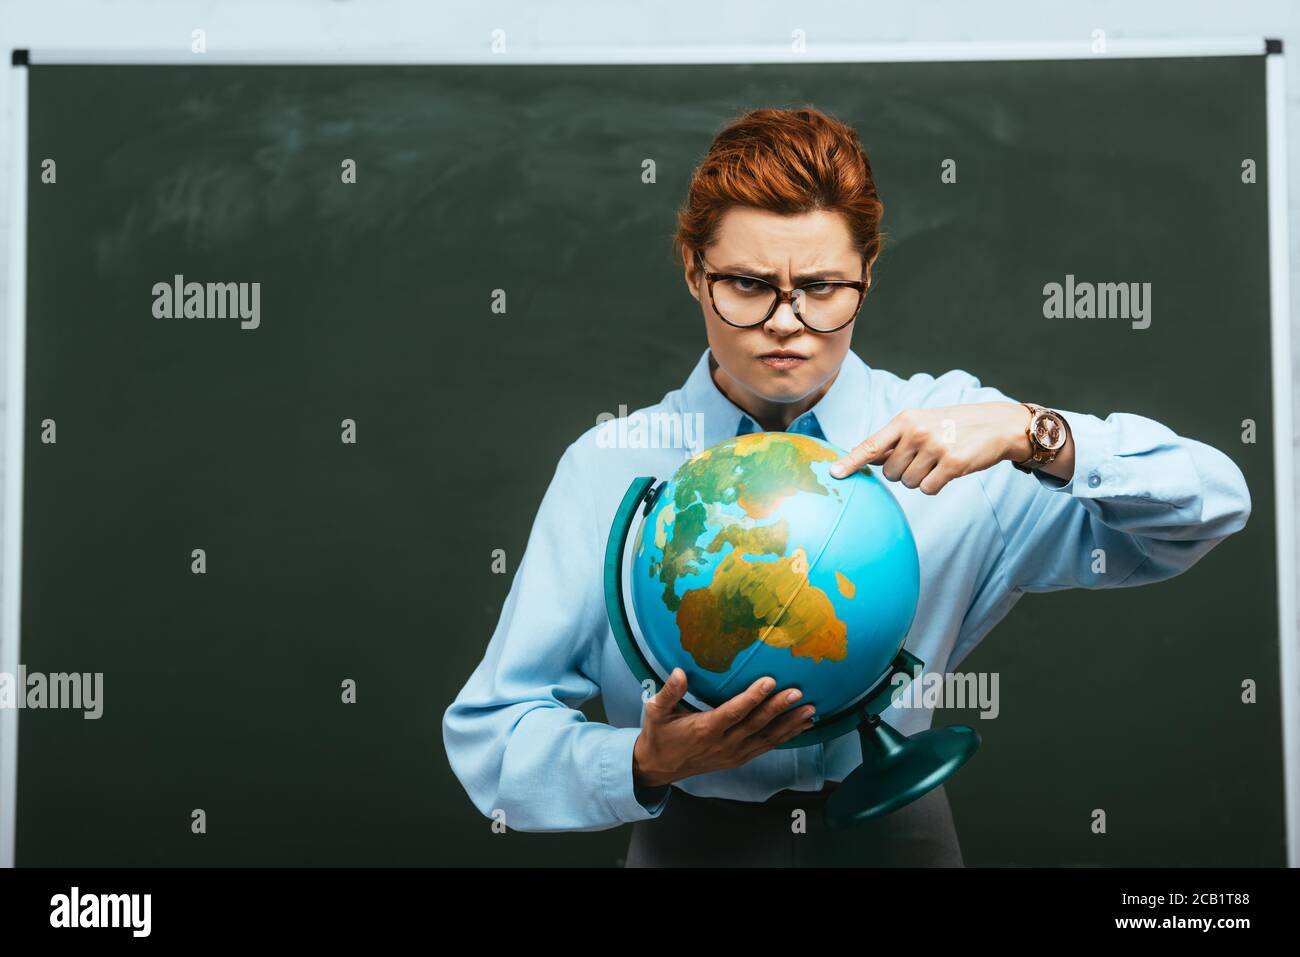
[1,38,1293,867]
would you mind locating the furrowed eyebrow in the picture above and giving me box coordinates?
[718,264,851,283]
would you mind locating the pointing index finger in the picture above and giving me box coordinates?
[830,421,901,478]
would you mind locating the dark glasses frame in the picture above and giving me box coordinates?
[695,249,871,333]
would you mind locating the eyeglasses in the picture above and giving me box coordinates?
[695,250,870,334]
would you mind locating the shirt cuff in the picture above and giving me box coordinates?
[599,725,671,822]
[1031,408,1111,497]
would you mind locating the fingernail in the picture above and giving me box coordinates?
[829,463,844,477]
[803,707,815,718]
[787,690,802,703]
[761,679,775,693]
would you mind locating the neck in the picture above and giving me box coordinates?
[709,352,838,432]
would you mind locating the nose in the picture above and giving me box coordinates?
[764,295,805,335]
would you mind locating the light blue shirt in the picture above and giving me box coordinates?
[442,347,1251,832]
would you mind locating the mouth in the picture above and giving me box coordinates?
[757,350,808,371]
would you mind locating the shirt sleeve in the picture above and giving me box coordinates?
[950,373,1253,594]
[441,442,671,832]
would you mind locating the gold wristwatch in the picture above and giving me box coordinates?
[1013,403,1070,473]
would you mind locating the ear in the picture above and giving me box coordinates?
[682,246,702,303]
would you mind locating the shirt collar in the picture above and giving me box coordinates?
[679,346,872,455]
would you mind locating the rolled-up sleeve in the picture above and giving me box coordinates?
[441,442,670,832]
[954,374,1253,594]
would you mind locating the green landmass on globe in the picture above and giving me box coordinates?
[635,432,858,673]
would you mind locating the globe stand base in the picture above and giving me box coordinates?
[825,717,980,828]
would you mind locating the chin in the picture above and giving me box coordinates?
[745,374,814,404]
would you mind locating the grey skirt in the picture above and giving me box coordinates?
[624,782,963,867]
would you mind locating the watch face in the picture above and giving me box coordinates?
[1031,410,1067,451]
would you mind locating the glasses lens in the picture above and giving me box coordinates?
[712,277,778,327]
[796,283,862,332]
[712,277,860,331]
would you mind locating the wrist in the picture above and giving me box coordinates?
[632,734,673,789]
[1009,402,1073,475]
[1004,402,1034,464]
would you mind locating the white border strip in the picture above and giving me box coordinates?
[1266,52,1298,869]
[1,64,28,869]
[23,37,1268,66]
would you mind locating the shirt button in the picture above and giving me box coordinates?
[1088,472,1101,488]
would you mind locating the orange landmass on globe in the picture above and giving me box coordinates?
[676,546,847,673]
[726,432,841,519]
[835,570,856,599]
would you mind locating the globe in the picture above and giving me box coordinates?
[627,430,921,724]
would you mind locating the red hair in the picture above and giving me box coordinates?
[673,106,885,277]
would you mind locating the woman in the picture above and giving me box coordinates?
[442,106,1251,867]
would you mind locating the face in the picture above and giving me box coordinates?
[683,207,865,425]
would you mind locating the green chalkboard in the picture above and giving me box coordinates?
[16,55,1282,865]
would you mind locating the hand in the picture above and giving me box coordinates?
[828,401,1036,495]
[632,669,816,789]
